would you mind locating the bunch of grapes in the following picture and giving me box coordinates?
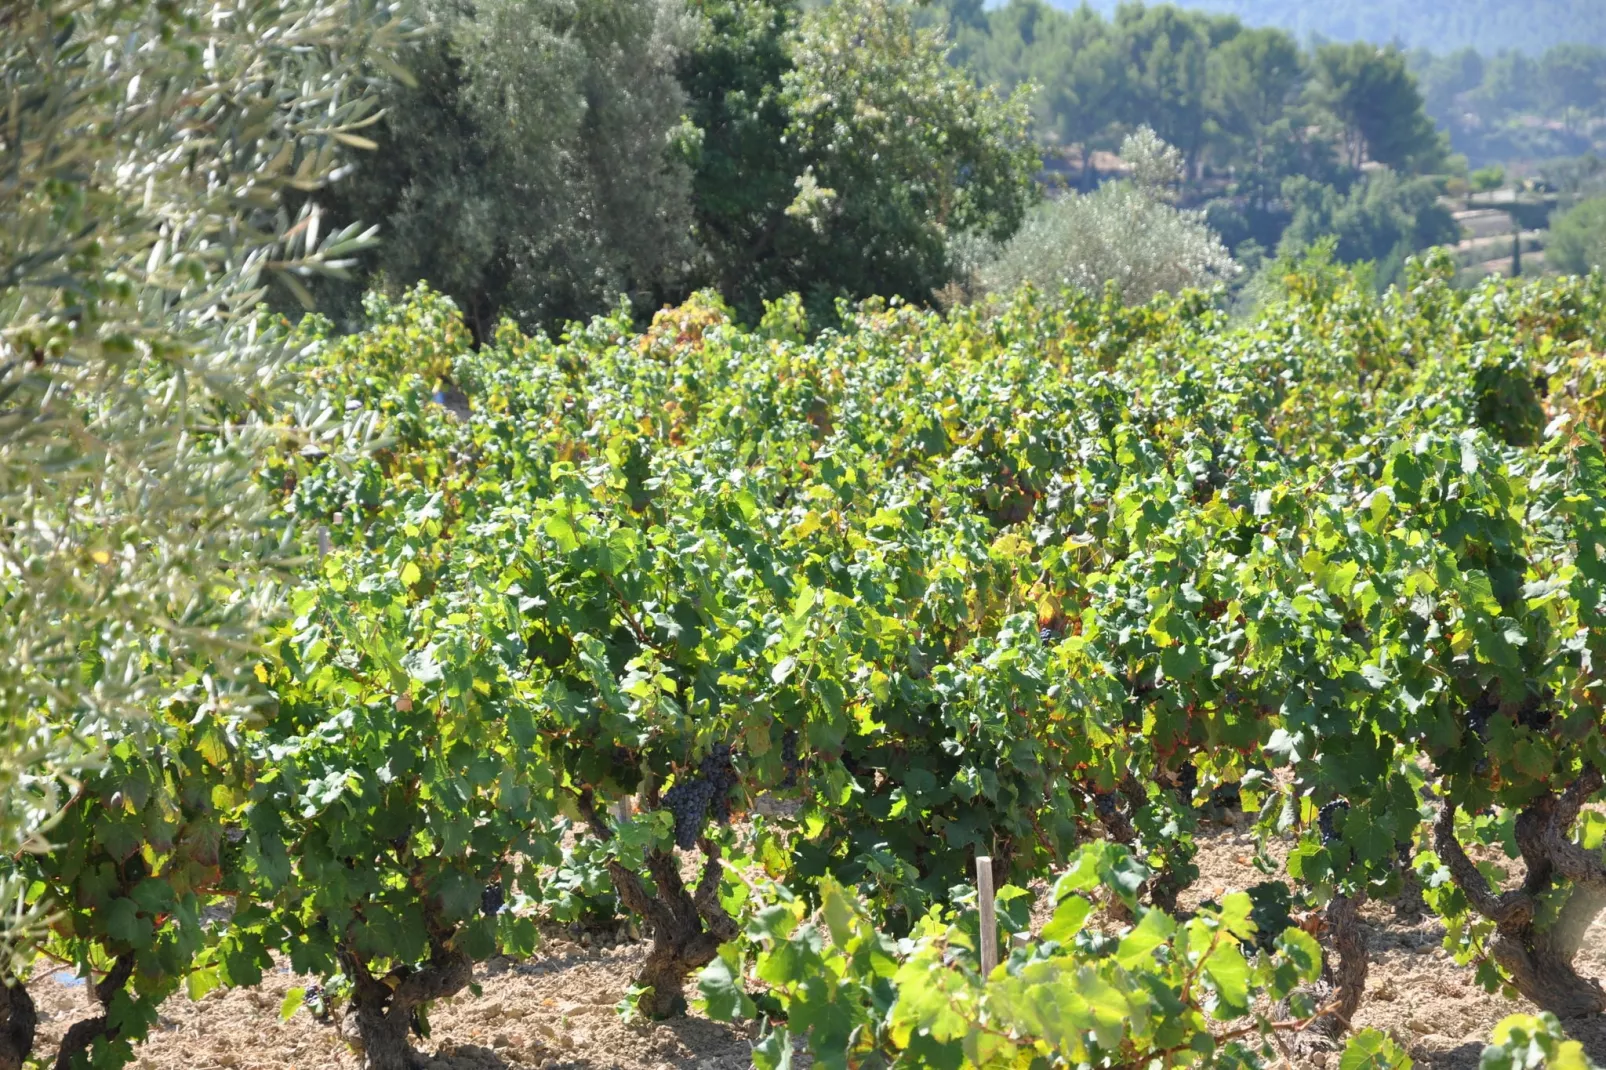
[305,983,330,1022]
[1209,780,1242,810]
[780,730,804,788]
[663,743,739,849]
[481,881,505,917]
[1317,800,1349,846]
[1516,688,1554,732]
[663,777,716,849]
[1175,761,1198,803]
[1465,696,1494,741]
[704,743,738,824]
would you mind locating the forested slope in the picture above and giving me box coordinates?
[1071,0,1606,54]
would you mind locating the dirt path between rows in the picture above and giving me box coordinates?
[30,823,1606,1069]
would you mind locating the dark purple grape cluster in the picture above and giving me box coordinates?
[305,983,330,1022]
[1209,781,1241,809]
[780,730,804,788]
[1318,799,1349,845]
[1175,761,1198,802]
[663,743,738,849]
[664,777,716,848]
[1516,689,1554,732]
[1093,793,1118,819]
[481,881,505,917]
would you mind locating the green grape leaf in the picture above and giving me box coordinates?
[1341,1029,1413,1070]
[1200,941,1251,1017]
[698,946,756,1022]
[1041,895,1094,945]
[1115,908,1176,970]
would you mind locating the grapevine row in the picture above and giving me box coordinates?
[9,257,1606,1069]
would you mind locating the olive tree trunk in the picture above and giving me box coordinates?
[582,790,738,1019]
[1436,770,1606,1018]
[0,981,35,1070]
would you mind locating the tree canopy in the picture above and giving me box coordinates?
[939,0,1446,181]
[1410,42,1606,167]
[972,128,1237,303]
[322,0,1039,333]
[0,0,404,1062]
[1547,197,1606,275]
[318,0,699,337]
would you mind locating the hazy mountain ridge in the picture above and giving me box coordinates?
[1067,0,1606,54]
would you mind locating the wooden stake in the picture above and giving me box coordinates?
[976,854,998,975]
[612,797,632,823]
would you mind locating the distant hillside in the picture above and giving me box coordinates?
[1068,0,1606,55]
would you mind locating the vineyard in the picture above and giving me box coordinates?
[9,250,1606,1070]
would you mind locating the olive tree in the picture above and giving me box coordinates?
[974,127,1237,305]
[320,0,699,337]
[0,2,405,1062]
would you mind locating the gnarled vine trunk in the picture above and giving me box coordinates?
[1089,779,1186,914]
[582,790,738,1019]
[338,923,473,1070]
[52,953,134,1070]
[1436,770,1606,1018]
[0,980,36,1070]
[1280,889,1368,1050]
[1312,890,1368,1037]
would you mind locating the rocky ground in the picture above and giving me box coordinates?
[29,822,1606,1070]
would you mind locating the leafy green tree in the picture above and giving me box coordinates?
[1470,165,1507,193]
[675,0,802,311]
[976,128,1236,303]
[1411,46,1485,120]
[1277,170,1460,287]
[1110,3,1220,178]
[322,0,698,337]
[1208,26,1306,174]
[769,0,1040,321]
[1080,0,1606,56]
[1312,42,1448,172]
[1473,51,1542,117]
[323,0,1035,331]
[0,1,405,1066]
[1539,43,1606,130]
[1547,196,1606,275]
[946,0,1129,185]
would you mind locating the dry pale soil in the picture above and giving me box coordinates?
[28,821,1606,1070]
